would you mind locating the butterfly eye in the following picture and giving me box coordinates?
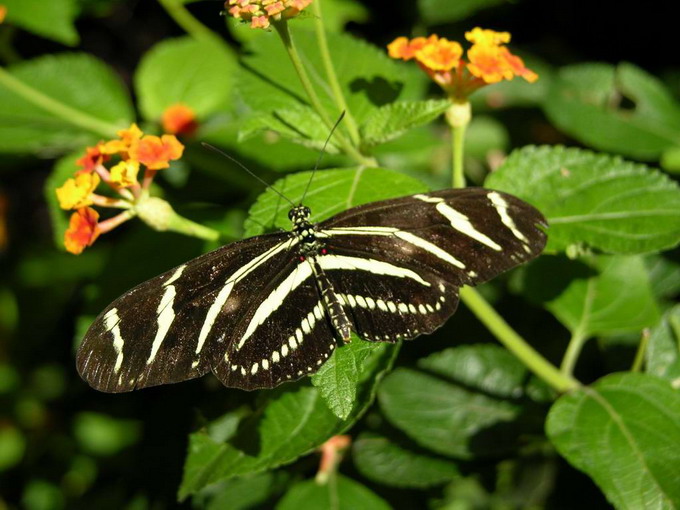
[288,209,296,220]
[303,207,311,216]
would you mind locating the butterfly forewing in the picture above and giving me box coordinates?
[77,187,547,392]
[77,232,292,392]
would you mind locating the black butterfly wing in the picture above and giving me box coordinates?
[316,188,546,342]
[210,260,339,390]
[76,232,294,392]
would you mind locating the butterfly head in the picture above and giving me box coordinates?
[288,205,311,226]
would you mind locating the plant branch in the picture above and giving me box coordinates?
[460,287,580,393]
[560,329,588,376]
[311,1,361,147]
[157,0,221,44]
[273,20,376,167]
[0,66,120,138]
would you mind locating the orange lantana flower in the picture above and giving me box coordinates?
[56,172,101,210]
[64,207,101,255]
[76,145,108,173]
[388,27,537,99]
[131,135,184,170]
[0,5,7,24]
[161,104,198,136]
[226,0,312,29]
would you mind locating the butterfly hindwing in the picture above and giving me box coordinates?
[211,263,338,390]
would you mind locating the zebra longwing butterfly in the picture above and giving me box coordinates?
[77,187,547,392]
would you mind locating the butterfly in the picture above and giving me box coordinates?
[76,187,547,392]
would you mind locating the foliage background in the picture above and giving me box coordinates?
[1,0,679,509]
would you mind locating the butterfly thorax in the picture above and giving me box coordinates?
[289,205,323,257]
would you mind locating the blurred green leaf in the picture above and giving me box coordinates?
[237,29,426,149]
[646,305,680,385]
[0,363,20,394]
[73,412,142,456]
[547,255,660,338]
[0,53,133,154]
[546,372,680,509]
[352,432,459,488]
[22,480,65,510]
[486,145,680,254]
[135,36,237,121]
[311,338,385,420]
[179,345,398,499]
[30,365,66,400]
[661,146,680,174]
[417,0,505,24]
[3,0,78,45]
[378,344,545,459]
[645,255,680,303]
[276,474,391,510]
[359,99,450,148]
[244,167,428,237]
[319,0,369,32]
[544,62,680,160]
[0,425,25,471]
[465,115,509,160]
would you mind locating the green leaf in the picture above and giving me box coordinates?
[3,0,78,45]
[319,0,369,32]
[359,99,450,148]
[546,255,660,338]
[378,344,546,459]
[193,471,287,510]
[352,432,459,488]
[465,115,509,160]
[646,305,680,385]
[417,0,505,24]
[73,412,142,456]
[311,338,384,420]
[0,425,26,471]
[0,53,134,154]
[546,372,680,509]
[544,63,680,160]
[179,345,398,499]
[237,29,426,148]
[276,475,391,510]
[486,145,680,254]
[135,37,237,121]
[244,167,428,237]
[646,255,680,303]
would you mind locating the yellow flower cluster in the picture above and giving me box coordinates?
[55,110,187,254]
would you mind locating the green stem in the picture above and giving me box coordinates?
[560,330,587,376]
[0,66,119,138]
[311,0,361,147]
[460,287,580,393]
[446,101,470,188]
[167,213,222,242]
[157,0,221,44]
[273,20,376,167]
[631,329,650,373]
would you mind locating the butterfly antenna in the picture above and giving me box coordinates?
[201,142,295,207]
[300,111,346,205]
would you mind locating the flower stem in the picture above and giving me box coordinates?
[460,287,580,392]
[157,0,221,44]
[0,66,120,138]
[273,20,376,167]
[311,1,361,147]
[167,213,222,242]
[446,101,470,188]
[560,330,587,376]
